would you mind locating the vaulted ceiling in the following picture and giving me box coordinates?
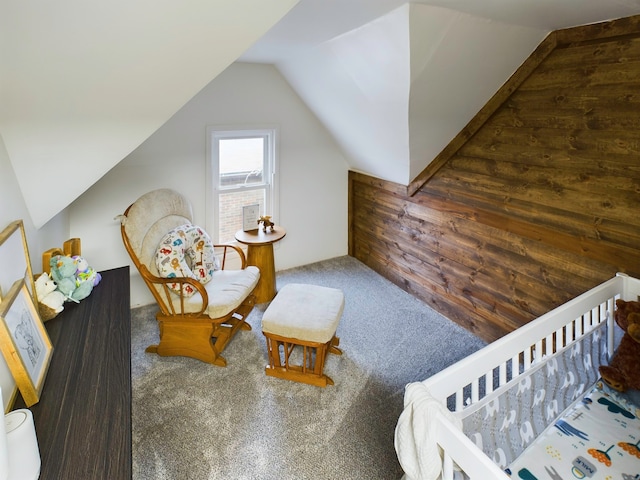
[2,0,640,227]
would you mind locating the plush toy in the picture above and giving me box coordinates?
[73,255,102,287]
[258,215,275,232]
[50,255,94,303]
[599,299,640,392]
[34,272,66,321]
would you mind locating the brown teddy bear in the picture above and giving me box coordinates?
[599,299,640,392]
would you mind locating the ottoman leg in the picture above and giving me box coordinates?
[328,335,342,355]
[263,332,338,387]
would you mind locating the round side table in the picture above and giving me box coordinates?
[235,227,286,303]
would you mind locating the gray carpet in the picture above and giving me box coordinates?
[131,256,487,480]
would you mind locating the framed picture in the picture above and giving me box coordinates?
[242,204,260,232]
[0,279,53,407]
[0,220,37,307]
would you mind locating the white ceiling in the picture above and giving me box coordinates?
[241,0,640,64]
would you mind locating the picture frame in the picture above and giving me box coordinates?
[0,220,38,307]
[242,204,260,232]
[0,279,53,407]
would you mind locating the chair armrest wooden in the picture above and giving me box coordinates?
[138,264,209,317]
[214,244,247,270]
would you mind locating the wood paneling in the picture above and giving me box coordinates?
[350,15,640,342]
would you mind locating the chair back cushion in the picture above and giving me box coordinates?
[155,224,219,296]
[122,189,193,273]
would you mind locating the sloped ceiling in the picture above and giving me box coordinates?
[242,0,640,184]
[0,0,298,228]
[3,0,640,227]
[275,5,546,184]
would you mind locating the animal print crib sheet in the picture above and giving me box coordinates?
[506,383,640,480]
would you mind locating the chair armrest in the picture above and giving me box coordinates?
[138,264,208,316]
[214,244,247,270]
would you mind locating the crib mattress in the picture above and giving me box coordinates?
[506,382,640,480]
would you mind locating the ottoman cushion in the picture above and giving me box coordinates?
[262,283,344,344]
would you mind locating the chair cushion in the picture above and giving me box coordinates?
[122,189,193,268]
[170,266,260,319]
[155,224,219,296]
[262,283,344,343]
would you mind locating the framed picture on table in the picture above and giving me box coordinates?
[242,204,260,232]
[0,279,53,407]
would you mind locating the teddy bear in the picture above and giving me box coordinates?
[50,255,94,303]
[34,272,66,321]
[598,299,640,392]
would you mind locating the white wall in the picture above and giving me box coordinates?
[69,63,350,307]
[0,135,68,411]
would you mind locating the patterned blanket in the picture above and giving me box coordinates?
[505,383,640,480]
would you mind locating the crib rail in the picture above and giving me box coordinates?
[409,273,640,480]
[425,274,638,404]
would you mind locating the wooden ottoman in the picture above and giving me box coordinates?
[262,283,344,387]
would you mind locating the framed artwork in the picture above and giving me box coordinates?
[0,220,37,306]
[0,279,53,407]
[242,204,260,232]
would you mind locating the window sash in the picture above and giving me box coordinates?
[206,127,277,244]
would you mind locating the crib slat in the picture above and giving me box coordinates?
[566,320,575,343]
[534,340,542,363]
[555,327,563,350]
[523,347,531,370]
[472,378,479,403]
[443,453,454,480]
[575,315,583,338]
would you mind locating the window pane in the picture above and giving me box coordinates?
[218,189,266,243]
[219,138,264,188]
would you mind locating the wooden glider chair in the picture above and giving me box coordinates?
[118,188,260,366]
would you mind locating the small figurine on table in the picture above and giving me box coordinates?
[258,216,275,232]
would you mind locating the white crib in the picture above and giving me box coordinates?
[395,273,640,480]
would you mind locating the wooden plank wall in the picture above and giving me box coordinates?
[349,15,640,342]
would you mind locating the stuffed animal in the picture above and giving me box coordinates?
[34,272,66,321]
[50,255,94,303]
[72,255,102,287]
[599,299,640,392]
[258,215,275,232]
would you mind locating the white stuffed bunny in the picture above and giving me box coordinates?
[35,272,66,321]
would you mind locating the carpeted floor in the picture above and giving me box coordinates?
[131,256,487,480]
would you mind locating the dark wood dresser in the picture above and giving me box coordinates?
[16,266,132,479]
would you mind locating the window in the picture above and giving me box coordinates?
[207,127,278,244]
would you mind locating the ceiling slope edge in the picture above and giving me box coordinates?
[407,4,546,183]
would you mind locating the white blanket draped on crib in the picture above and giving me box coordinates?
[395,382,462,480]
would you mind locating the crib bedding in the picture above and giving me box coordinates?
[461,319,609,469]
[505,382,640,480]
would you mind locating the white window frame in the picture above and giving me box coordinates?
[205,125,279,245]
